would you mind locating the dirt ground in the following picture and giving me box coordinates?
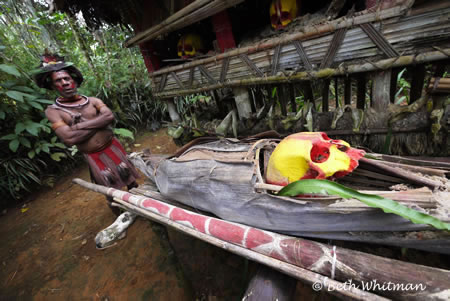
[0,129,326,300]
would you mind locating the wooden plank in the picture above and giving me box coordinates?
[372,70,391,111]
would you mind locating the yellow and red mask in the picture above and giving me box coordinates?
[270,0,299,30]
[177,33,205,59]
[266,132,365,186]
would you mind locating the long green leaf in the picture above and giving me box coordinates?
[0,64,21,77]
[278,179,450,231]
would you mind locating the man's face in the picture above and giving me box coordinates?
[51,70,78,98]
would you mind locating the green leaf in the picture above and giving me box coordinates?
[29,102,44,110]
[278,179,450,231]
[19,137,31,148]
[0,111,5,119]
[6,90,25,102]
[53,143,66,149]
[113,128,134,140]
[13,86,35,93]
[34,98,54,104]
[1,134,17,140]
[15,122,26,134]
[9,139,20,152]
[50,152,67,161]
[24,121,42,136]
[42,144,50,153]
[0,64,21,77]
[28,150,35,159]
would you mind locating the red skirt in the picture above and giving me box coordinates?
[84,138,139,189]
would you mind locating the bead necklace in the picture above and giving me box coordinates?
[55,95,89,108]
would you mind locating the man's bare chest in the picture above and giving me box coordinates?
[56,104,99,125]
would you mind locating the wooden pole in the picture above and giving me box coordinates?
[153,49,450,99]
[109,197,386,301]
[73,178,450,300]
[359,158,443,190]
[372,70,392,111]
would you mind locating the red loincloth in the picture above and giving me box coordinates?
[84,138,139,189]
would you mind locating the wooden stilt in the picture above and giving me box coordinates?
[372,70,392,111]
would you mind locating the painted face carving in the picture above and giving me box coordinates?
[270,0,299,30]
[51,70,77,99]
[177,33,205,59]
[266,132,365,186]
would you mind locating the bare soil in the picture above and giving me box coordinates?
[0,129,333,300]
[0,129,247,300]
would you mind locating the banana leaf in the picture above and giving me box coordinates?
[278,179,450,231]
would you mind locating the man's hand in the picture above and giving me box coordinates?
[71,97,114,130]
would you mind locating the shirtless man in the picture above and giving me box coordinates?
[35,54,139,206]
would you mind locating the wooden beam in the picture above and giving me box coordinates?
[153,50,450,98]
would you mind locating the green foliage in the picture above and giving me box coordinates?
[395,68,410,105]
[278,179,450,231]
[0,1,162,207]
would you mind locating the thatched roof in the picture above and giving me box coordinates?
[53,0,148,29]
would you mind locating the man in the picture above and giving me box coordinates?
[35,54,139,247]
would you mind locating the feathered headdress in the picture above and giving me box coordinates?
[34,50,83,90]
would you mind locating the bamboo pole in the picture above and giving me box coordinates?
[73,178,450,300]
[109,198,386,301]
[154,49,450,98]
[359,158,443,190]
[148,4,411,76]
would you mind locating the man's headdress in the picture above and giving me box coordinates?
[34,51,83,90]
